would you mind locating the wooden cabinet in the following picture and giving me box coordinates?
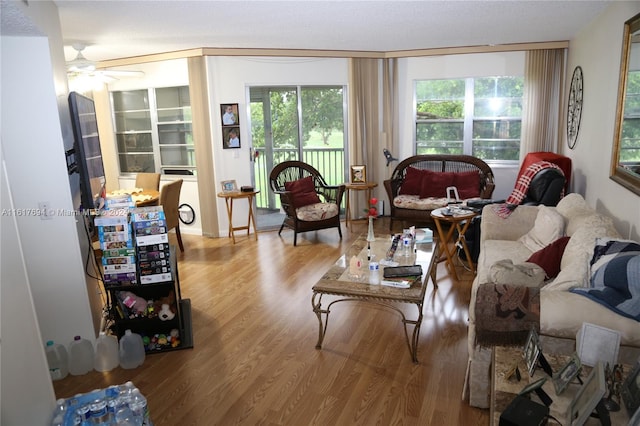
[106,247,193,353]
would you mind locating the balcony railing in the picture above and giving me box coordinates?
[253,147,345,209]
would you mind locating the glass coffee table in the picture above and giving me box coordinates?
[311,234,438,363]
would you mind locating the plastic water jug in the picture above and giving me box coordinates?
[119,330,145,369]
[94,332,119,372]
[68,335,94,375]
[45,340,69,380]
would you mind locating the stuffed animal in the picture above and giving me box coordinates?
[118,291,148,316]
[168,329,181,348]
[157,304,175,321]
[154,290,176,321]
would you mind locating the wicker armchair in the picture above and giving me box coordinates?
[269,161,345,246]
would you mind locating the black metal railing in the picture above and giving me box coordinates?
[253,147,345,209]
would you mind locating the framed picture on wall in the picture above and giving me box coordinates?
[223,127,241,149]
[221,103,239,126]
[350,165,366,184]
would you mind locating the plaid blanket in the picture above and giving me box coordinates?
[494,161,564,218]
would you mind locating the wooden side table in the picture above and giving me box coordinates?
[430,207,478,280]
[217,190,259,244]
[344,182,377,229]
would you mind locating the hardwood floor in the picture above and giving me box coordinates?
[53,219,489,425]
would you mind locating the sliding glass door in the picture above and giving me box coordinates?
[248,86,347,229]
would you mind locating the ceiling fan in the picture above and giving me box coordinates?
[66,44,144,81]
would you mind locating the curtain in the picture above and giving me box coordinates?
[349,57,398,214]
[520,49,566,161]
[349,58,379,171]
[348,58,379,215]
[382,58,399,181]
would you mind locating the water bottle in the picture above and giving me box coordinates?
[129,388,149,426]
[115,404,137,426]
[402,229,412,257]
[50,398,67,426]
[368,262,380,285]
[119,330,145,369]
[45,340,69,380]
[68,335,94,375]
[88,397,111,425]
[94,332,119,372]
[75,404,91,424]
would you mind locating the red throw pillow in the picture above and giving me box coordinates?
[526,236,571,279]
[284,176,321,208]
[419,170,455,198]
[399,167,424,195]
[454,171,481,199]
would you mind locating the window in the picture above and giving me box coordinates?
[415,76,523,161]
[112,86,195,176]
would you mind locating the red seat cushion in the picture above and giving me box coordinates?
[419,170,455,198]
[526,236,571,279]
[284,176,321,208]
[399,167,424,195]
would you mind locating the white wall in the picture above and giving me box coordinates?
[1,34,96,423]
[206,56,349,235]
[565,2,640,240]
[1,140,56,426]
[397,52,526,201]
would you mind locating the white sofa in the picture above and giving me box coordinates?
[463,193,640,408]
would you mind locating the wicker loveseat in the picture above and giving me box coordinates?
[383,154,495,230]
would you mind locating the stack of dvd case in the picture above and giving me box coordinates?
[131,206,172,284]
[95,211,137,286]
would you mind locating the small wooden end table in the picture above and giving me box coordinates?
[344,181,378,229]
[430,207,478,280]
[217,190,259,244]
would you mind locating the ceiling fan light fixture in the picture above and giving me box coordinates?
[67,48,96,72]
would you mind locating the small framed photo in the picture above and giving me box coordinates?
[553,352,582,395]
[622,359,640,416]
[350,165,366,184]
[221,103,239,127]
[569,361,607,426]
[223,127,241,149]
[523,328,541,377]
[518,377,547,396]
[518,377,553,406]
[221,180,238,193]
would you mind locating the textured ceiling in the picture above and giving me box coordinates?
[9,1,614,62]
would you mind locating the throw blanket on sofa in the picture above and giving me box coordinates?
[494,161,564,218]
[571,239,640,321]
[475,282,541,346]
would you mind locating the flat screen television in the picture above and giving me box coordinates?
[68,92,106,214]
